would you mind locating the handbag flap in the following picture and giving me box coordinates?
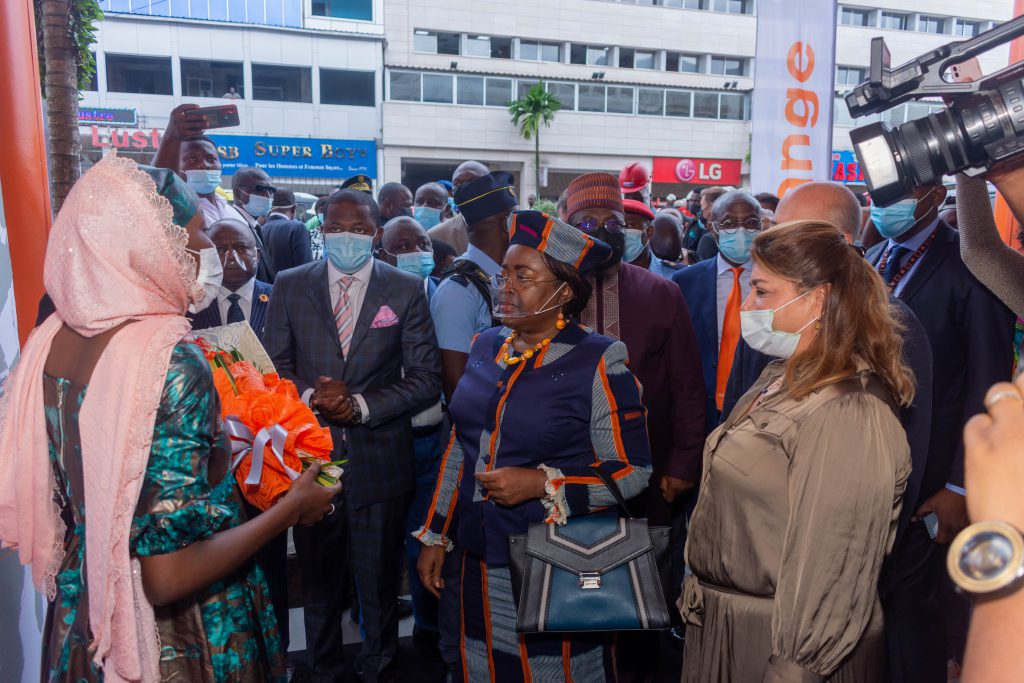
[525,517,653,575]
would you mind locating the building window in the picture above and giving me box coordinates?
[105,54,172,95]
[520,40,562,62]
[252,64,311,103]
[423,73,454,103]
[578,85,605,112]
[547,82,575,110]
[457,76,484,105]
[693,91,719,118]
[390,71,420,101]
[638,88,664,116]
[181,59,243,98]
[719,92,745,120]
[570,44,611,66]
[955,19,981,37]
[712,0,752,13]
[665,90,692,117]
[320,68,375,106]
[607,86,634,114]
[414,30,461,55]
[709,56,745,76]
[880,12,908,31]
[466,35,513,59]
[310,0,372,20]
[840,7,871,27]
[919,15,945,34]
[836,65,866,87]
[485,77,513,107]
[517,79,539,100]
[667,52,702,73]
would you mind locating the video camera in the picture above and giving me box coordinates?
[845,15,1024,206]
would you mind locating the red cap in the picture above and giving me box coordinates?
[622,199,655,220]
[619,162,650,193]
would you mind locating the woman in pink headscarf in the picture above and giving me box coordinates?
[0,154,339,683]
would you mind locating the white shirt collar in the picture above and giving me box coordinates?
[268,211,291,220]
[327,256,375,286]
[220,277,256,304]
[716,253,750,275]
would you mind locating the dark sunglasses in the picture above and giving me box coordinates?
[573,217,625,234]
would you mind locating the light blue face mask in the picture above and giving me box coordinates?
[414,206,443,230]
[324,232,374,274]
[185,169,221,195]
[717,228,758,264]
[623,228,648,263]
[396,250,435,279]
[870,199,919,240]
[448,197,459,215]
[242,193,272,218]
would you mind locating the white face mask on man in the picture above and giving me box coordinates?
[739,287,821,359]
[186,246,224,314]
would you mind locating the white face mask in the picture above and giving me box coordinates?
[739,288,820,359]
[187,246,224,314]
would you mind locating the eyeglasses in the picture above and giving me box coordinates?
[493,273,559,290]
[573,217,626,234]
[240,183,277,196]
[712,218,762,234]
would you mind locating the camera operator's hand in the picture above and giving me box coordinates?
[963,376,1024,533]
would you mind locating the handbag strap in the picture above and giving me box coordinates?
[589,465,634,519]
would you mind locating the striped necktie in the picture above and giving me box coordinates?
[334,275,356,357]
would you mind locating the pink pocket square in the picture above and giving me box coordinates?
[370,305,400,328]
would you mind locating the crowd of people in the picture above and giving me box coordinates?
[4,99,1024,683]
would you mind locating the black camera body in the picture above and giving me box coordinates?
[845,16,1024,206]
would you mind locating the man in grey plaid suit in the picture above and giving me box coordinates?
[264,189,441,683]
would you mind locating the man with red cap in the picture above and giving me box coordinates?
[623,198,683,279]
[565,171,706,678]
[619,161,651,205]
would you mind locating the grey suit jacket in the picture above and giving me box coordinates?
[264,259,442,508]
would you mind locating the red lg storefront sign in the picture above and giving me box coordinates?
[653,157,742,186]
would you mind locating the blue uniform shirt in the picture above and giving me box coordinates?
[430,244,502,353]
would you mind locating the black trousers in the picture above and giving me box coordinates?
[294,491,412,683]
[880,520,947,683]
[243,500,290,650]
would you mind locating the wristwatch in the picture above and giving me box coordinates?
[348,396,363,425]
[947,520,1024,598]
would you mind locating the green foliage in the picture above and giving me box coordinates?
[533,198,557,215]
[35,0,104,93]
[507,81,561,140]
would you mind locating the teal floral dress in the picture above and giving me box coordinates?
[41,343,287,683]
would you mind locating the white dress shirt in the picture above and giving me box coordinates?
[301,257,374,422]
[198,194,246,228]
[217,277,255,324]
[715,254,752,352]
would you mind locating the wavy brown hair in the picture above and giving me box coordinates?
[750,220,916,406]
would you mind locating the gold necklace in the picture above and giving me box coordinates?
[502,331,551,366]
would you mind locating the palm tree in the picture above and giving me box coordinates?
[508,82,561,200]
[36,0,102,214]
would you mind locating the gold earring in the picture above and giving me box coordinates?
[556,310,566,330]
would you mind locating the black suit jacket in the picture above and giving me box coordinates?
[867,221,1014,500]
[189,279,273,341]
[263,259,441,508]
[262,213,313,273]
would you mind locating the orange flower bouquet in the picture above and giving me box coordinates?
[195,336,340,510]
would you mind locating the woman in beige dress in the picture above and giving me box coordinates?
[680,220,916,683]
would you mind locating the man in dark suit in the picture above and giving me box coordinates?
[673,190,764,435]
[264,189,441,683]
[190,218,273,340]
[262,188,314,273]
[231,166,278,283]
[865,181,1014,680]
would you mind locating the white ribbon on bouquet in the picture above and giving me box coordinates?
[224,415,302,484]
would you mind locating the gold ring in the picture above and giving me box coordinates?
[985,390,1024,411]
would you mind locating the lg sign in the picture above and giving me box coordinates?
[654,157,741,186]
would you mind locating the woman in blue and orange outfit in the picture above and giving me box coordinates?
[415,210,652,682]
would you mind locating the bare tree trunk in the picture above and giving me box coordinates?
[534,132,541,200]
[41,0,81,216]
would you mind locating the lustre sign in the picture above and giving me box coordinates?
[208,135,377,179]
[87,126,161,150]
[78,106,137,127]
[652,157,742,186]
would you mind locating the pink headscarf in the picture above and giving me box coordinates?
[0,154,200,682]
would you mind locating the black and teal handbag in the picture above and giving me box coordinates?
[507,467,672,633]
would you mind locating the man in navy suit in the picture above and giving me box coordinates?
[263,188,314,273]
[190,218,273,340]
[866,181,1014,678]
[672,190,765,434]
[265,189,441,683]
